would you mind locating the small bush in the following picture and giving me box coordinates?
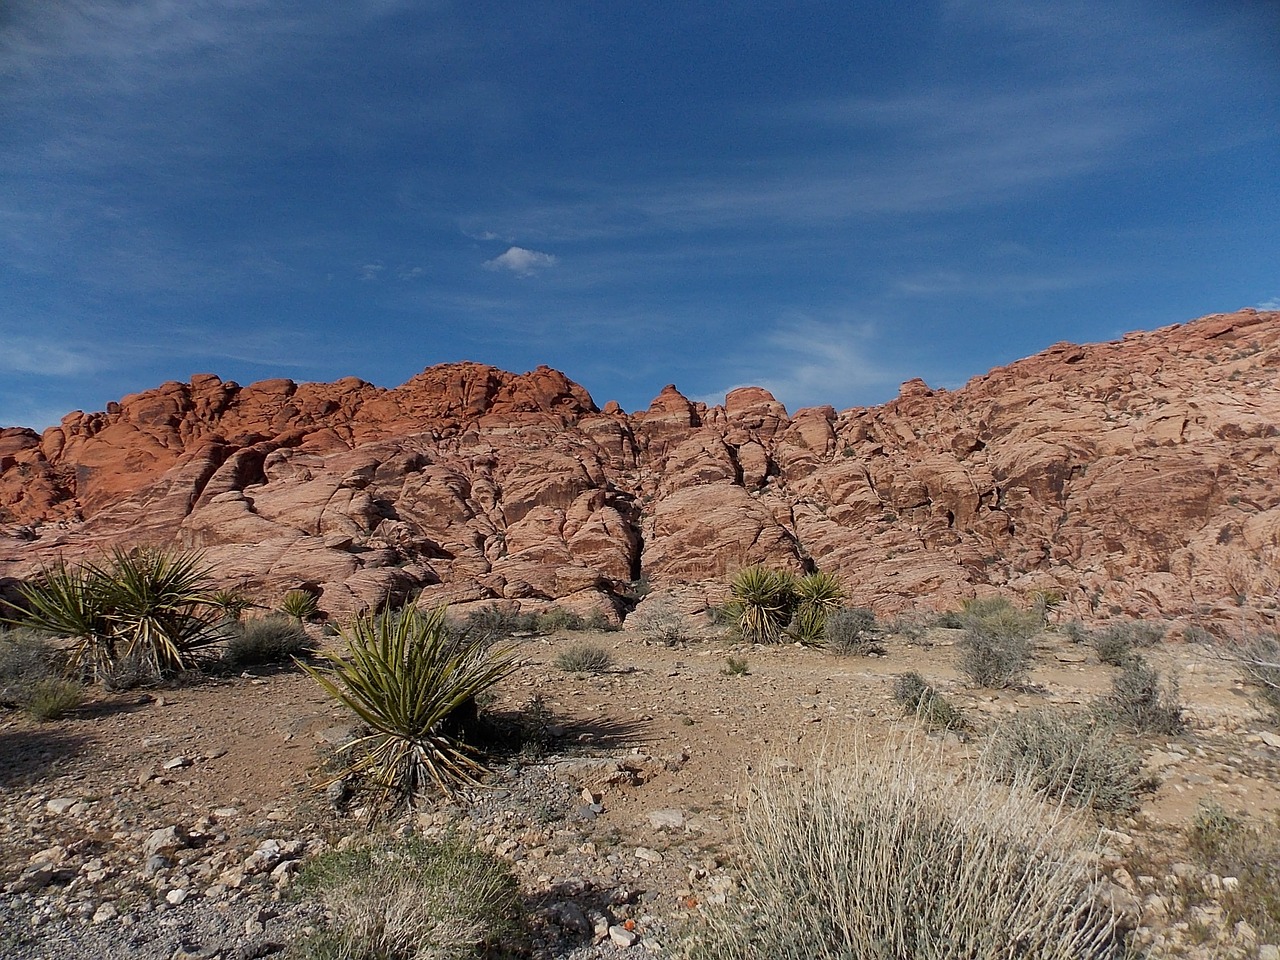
[1097,656,1184,735]
[823,607,880,656]
[223,614,315,667]
[553,643,613,674]
[630,599,692,646]
[1185,802,1280,943]
[1092,628,1134,667]
[535,607,584,634]
[891,672,965,731]
[1234,633,1280,719]
[23,678,85,722]
[1062,619,1091,644]
[585,609,619,632]
[957,630,1032,688]
[0,629,60,692]
[295,834,523,960]
[985,709,1145,813]
[723,655,750,676]
[681,737,1126,960]
[959,596,1042,639]
[464,605,538,640]
[280,589,320,621]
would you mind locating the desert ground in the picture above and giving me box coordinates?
[2,599,1279,960]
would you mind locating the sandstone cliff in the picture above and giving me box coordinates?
[2,310,1277,628]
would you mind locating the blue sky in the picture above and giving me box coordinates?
[2,0,1277,429]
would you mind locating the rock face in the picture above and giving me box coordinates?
[2,311,1278,627]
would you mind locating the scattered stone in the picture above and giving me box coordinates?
[609,924,640,947]
[647,809,686,831]
[46,796,79,815]
[163,756,194,771]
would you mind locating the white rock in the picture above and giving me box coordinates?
[165,888,189,905]
[609,924,640,947]
[92,902,118,924]
[162,756,193,771]
[647,809,686,831]
[45,797,78,816]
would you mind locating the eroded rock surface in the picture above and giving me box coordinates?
[2,311,1278,626]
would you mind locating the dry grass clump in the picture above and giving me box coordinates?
[0,629,84,721]
[295,834,523,960]
[956,597,1039,688]
[1096,656,1185,735]
[1185,802,1280,944]
[630,599,693,645]
[1233,632,1280,719]
[681,737,1126,960]
[553,642,613,674]
[223,614,315,667]
[985,709,1146,814]
[823,607,881,656]
[891,671,966,731]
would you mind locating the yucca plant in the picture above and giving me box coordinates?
[209,588,256,623]
[788,572,845,645]
[279,589,320,621]
[728,566,798,644]
[301,605,518,810]
[15,549,219,684]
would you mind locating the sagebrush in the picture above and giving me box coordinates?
[681,737,1126,960]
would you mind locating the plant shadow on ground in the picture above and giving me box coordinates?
[476,707,654,760]
[0,726,93,789]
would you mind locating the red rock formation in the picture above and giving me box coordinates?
[2,310,1277,628]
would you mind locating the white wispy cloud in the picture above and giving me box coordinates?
[359,262,386,281]
[1257,298,1280,311]
[699,314,900,414]
[483,246,558,277]
[0,337,102,377]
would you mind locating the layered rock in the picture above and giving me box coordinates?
[1,311,1277,628]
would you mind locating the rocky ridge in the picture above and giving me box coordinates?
[1,309,1277,626]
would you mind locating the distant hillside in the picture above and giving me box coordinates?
[2,309,1277,630]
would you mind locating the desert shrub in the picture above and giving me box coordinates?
[933,610,964,629]
[14,549,221,685]
[23,678,85,722]
[584,609,619,632]
[279,589,320,621]
[553,643,613,673]
[535,607,584,634]
[463,605,538,640]
[680,737,1126,960]
[823,607,880,656]
[302,605,518,808]
[957,629,1032,688]
[630,599,692,646]
[295,834,522,960]
[1092,628,1134,667]
[726,566,798,644]
[891,671,965,731]
[1234,633,1280,718]
[885,614,926,643]
[722,655,750,676]
[984,709,1145,813]
[1096,656,1184,735]
[787,572,845,645]
[223,614,315,667]
[959,596,1043,639]
[1185,802,1280,943]
[1062,619,1091,644]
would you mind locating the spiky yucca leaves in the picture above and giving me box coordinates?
[280,589,320,621]
[15,549,219,684]
[728,566,798,644]
[302,606,518,810]
[788,572,845,645]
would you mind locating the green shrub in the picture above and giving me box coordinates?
[295,834,523,960]
[280,589,320,621]
[722,655,750,676]
[891,672,965,731]
[1092,628,1134,667]
[823,607,880,656]
[1062,619,1091,644]
[957,629,1032,688]
[1185,803,1280,943]
[959,596,1042,639]
[1096,656,1184,735]
[223,614,315,667]
[984,709,1145,813]
[14,549,220,685]
[787,572,845,645]
[727,566,798,644]
[209,589,255,622]
[0,629,60,690]
[301,605,518,808]
[681,738,1126,960]
[553,643,613,673]
[1234,633,1280,719]
[535,606,584,633]
[23,678,85,722]
[585,609,619,632]
[463,605,538,640]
